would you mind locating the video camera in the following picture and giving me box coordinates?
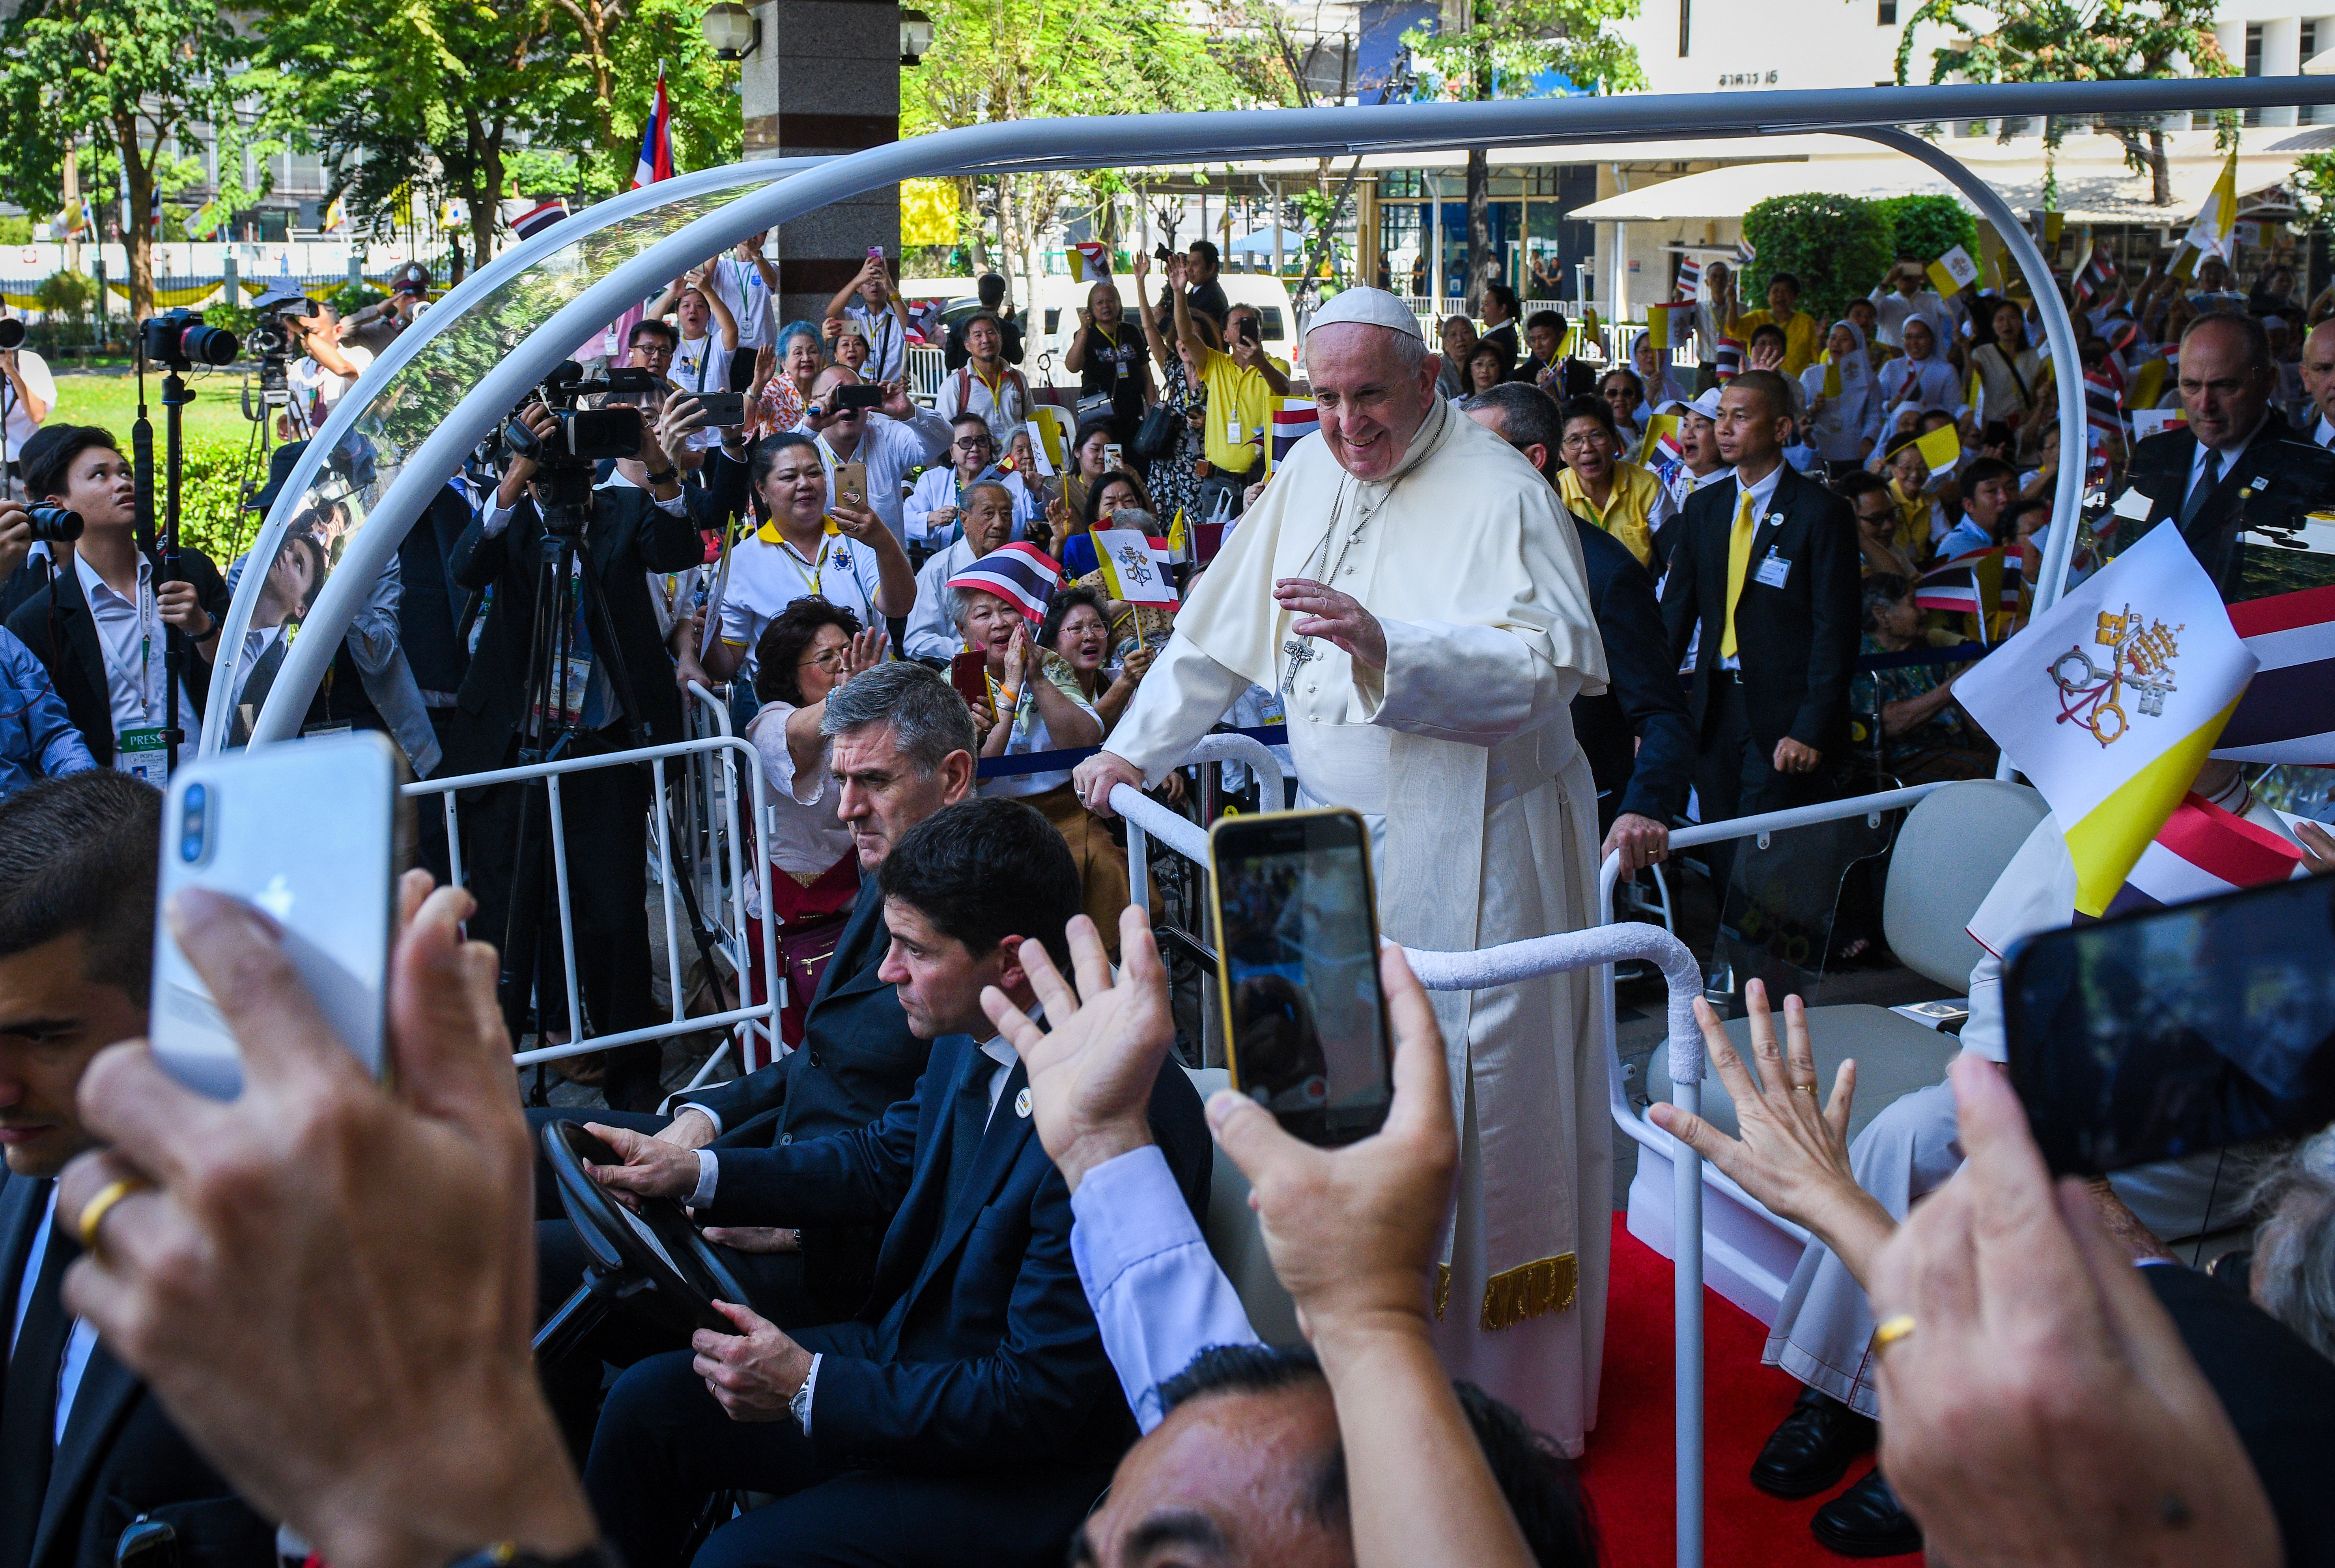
[503,362,658,469]
[245,292,321,365]
[138,308,239,371]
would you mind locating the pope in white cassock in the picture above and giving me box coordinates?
[1072,287,1615,1453]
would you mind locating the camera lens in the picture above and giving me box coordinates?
[179,784,207,863]
[180,323,240,365]
[0,319,23,351]
[26,502,81,544]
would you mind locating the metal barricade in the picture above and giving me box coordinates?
[407,720,780,1088]
[907,343,947,405]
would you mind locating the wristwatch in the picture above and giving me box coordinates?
[788,1374,813,1430]
[643,466,679,487]
[446,1542,622,1568]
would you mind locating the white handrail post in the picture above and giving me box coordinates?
[1674,1074,1704,1568]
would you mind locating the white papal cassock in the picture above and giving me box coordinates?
[1106,394,1615,1453]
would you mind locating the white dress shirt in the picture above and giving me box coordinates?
[2314,412,2334,450]
[902,466,1037,545]
[844,304,908,384]
[801,408,953,545]
[74,551,198,763]
[11,1192,101,1447]
[1070,1145,1261,1432]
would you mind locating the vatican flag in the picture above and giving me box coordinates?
[2185,147,2241,260]
[1952,523,2256,916]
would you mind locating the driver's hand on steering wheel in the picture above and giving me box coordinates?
[693,1300,813,1421]
[582,1122,702,1202]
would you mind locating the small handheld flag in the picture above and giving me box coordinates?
[632,70,675,189]
[1713,336,1745,382]
[511,200,569,241]
[2214,583,2335,764]
[1821,360,1843,400]
[1093,529,1179,606]
[1913,423,1960,472]
[1926,245,1980,297]
[1269,399,1317,473]
[2103,791,2306,918]
[1065,242,1111,282]
[947,541,1063,624]
[1674,255,1703,302]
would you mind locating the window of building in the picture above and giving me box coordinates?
[2245,22,2263,125]
[2306,22,2322,122]
[1877,0,1896,24]
[1679,0,1691,57]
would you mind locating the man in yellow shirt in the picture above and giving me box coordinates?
[1169,254,1289,517]
[1726,271,1822,377]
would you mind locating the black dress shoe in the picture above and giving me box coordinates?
[1750,1385,1877,1498]
[1811,1468,1923,1558]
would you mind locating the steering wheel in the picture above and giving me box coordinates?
[533,1120,753,1364]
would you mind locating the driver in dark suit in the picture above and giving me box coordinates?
[530,663,979,1447]
[2117,311,2335,597]
[0,775,273,1568]
[575,799,1212,1568]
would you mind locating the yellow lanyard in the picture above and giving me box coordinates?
[780,537,825,598]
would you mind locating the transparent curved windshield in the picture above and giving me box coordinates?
[203,175,777,754]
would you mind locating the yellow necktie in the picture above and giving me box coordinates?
[1721,489,1757,660]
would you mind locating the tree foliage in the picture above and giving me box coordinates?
[902,0,1262,293]
[1892,0,2236,205]
[1405,0,1643,307]
[1875,194,1977,267]
[1741,194,1896,323]
[0,0,247,318]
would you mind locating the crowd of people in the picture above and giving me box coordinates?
[0,222,2333,1568]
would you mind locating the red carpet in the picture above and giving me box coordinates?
[1574,1215,1923,1566]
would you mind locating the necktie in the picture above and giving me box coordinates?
[1721,489,1759,661]
[942,1055,995,1221]
[2179,447,2224,528]
[1,1198,75,1568]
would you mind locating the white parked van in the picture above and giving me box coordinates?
[1020,271,1297,388]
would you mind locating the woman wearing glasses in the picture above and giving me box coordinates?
[740,597,888,1043]
[902,411,1037,548]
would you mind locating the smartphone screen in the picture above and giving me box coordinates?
[835,460,869,509]
[834,384,886,411]
[950,649,990,706]
[691,389,747,427]
[152,732,403,1098]
[1210,809,1393,1146]
[2004,872,2335,1176]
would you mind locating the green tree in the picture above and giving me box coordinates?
[904,0,1262,298]
[247,0,566,279]
[1741,194,1895,324]
[1406,0,1643,310]
[0,0,247,320]
[1893,0,2235,206]
[1875,193,1976,271]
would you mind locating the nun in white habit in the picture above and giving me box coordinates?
[1074,286,1618,1455]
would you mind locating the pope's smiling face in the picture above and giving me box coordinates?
[1307,322,1441,483]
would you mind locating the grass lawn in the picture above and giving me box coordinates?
[48,366,265,447]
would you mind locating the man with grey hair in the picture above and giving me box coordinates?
[531,661,977,1435]
[2123,309,2335,597]
[1075,285,1616,1454]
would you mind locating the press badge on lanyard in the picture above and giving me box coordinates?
[118,726,169,788]
[1754,550,1792,590]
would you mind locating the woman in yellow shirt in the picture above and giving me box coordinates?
[1726,271,1822,376]
[1554,396,1676,568]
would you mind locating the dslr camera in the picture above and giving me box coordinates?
[0,318,24,352]
[138,308,239,371]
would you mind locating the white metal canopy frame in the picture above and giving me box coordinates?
[212,75,2335,749]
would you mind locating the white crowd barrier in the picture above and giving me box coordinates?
[407,683,780,1083]
[1115,764,1953,1568]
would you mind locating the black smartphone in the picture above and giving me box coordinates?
[2004,872,2335,1176]
[1209,808,1394,1146]
[833,383,886,411]
[687,389,747,427]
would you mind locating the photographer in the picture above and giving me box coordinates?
[341,262,432,355]
[6,426,229,781]
[794,364,951,545]
[286,302,374,430]
[0,306,55,495]
[440,390,711,1111]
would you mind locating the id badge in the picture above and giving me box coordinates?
[1225,417,1242,447]
[118,725,169,788]
[1754,551,1792,589]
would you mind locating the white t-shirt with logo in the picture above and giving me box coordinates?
[715,524,886,683]
[711,257,774,350]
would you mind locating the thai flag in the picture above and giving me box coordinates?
[2214,583,2335,764]
[2083,369,2123,433]
[1713,336,1745,382]
[2102,791,2306,918]
[946,541,1063,623]
[2073,243,2118,308]
[633,72,675,189]
[1270,399,1318,472]
[1674,255,1703,301]
[512,199,568,241]
[1914,546,2017,638]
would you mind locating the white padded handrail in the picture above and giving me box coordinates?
[1402,924,1704,1082]
[1110,782,1210,864]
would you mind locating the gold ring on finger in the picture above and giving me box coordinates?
[76,1176,151,1257]
[1872,1313,1917,1352]
[1792,1084,1818,1096]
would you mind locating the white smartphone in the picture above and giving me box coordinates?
[151,732,403,1098]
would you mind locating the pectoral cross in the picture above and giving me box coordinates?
[1280,636,1319,696]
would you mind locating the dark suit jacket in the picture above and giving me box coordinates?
[1663,462,1861,757]
[2121,409,2335,597]
[5,548,230,768]
[439,475,707,775]
[0,1175,272,1568]
[702,1036,1211,1474]
[2146,1262,2335,1568]
[1568,515,1695,826]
